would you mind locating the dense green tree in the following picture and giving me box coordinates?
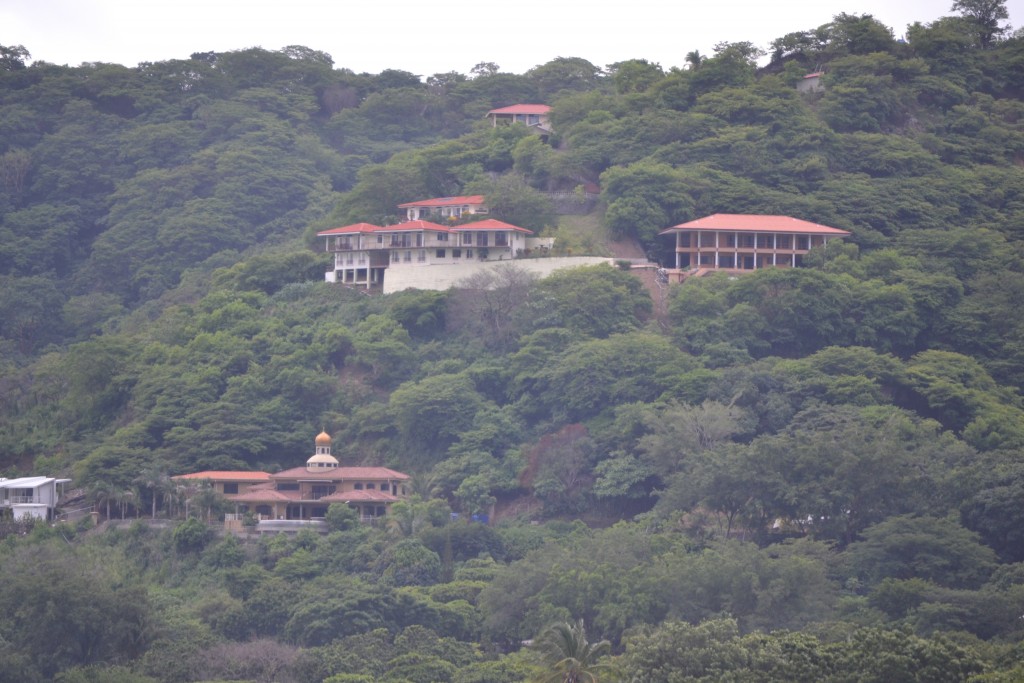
[952,0,1011,46]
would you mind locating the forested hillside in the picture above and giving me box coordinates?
[3,3,1024,681]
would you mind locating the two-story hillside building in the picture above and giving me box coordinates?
[318,217,533,289]
[660,214,850,276]
[187,432,411,523]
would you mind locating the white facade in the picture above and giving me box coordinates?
[0,476,71,520]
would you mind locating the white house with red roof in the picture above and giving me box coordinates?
[398,195,487,221]
[660,214,851,275]
[176,432,410,527]
[317,217,534,290]
[486,104,552,133]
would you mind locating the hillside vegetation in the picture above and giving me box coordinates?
[3,4,1024,680]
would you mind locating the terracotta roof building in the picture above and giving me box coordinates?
[660,213,851,274]
[175,432,411,524]
[316,211,534,290]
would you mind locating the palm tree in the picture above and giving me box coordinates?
[134,467,171,518]
[685,49,704,70]
[531,619,613,683]
[88,479,117,521]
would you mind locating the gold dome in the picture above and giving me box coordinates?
[314,430,332,446]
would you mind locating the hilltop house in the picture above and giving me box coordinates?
[176,432,410,525]
[0,476,72,520]
[797,72,824,93]
[660,214,850,276]
[486,104,552,133]
[318,217,533,289]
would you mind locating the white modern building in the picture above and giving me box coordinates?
[0,476,71,520]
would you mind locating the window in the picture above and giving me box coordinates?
[452,249,461,258]
[277,482,299,491]
[462,233,473,245]
[391,251,400,263]
[466,249,473,258]
[436,233,448,241]
[436,249,446,258]
[404,251,412,262]
[222,483,238,494]
[354,483,363,490]
[366,483,375,490]
[477,232,488,247]
[417,250,426,262]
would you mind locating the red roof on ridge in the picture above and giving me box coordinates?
[272,465,410,480]
[487,104,552,115]
[454,218,533,234]
[397,195,486,208]
[380,220,452,233]
[660,214,850,236]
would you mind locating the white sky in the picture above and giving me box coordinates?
[3,0,1021,77]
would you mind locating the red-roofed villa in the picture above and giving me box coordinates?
[174,431,410,530]
[660,214,850,277]
[317,213,534,289]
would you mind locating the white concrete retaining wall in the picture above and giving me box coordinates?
[382,257,614,294]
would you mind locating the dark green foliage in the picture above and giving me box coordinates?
[4,15,1024,683]
[173,518,213,553]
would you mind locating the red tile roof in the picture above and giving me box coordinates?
[226,488,300,503]
[487,104,552,115]
[453,218,533,234]
[660,214,850,236]
[271,466,410,481]
[378,220,453,233]
[397,195,486,209]
[317,222,381,236]
[172,471,272,482]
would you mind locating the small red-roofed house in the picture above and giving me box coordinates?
[660,214,850,275]
[486,104,552,132]
[398,195,487,221]
[797,72,824,93]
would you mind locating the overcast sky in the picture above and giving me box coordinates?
[3,0,1021,77]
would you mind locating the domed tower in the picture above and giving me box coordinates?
[307,430,339,470]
